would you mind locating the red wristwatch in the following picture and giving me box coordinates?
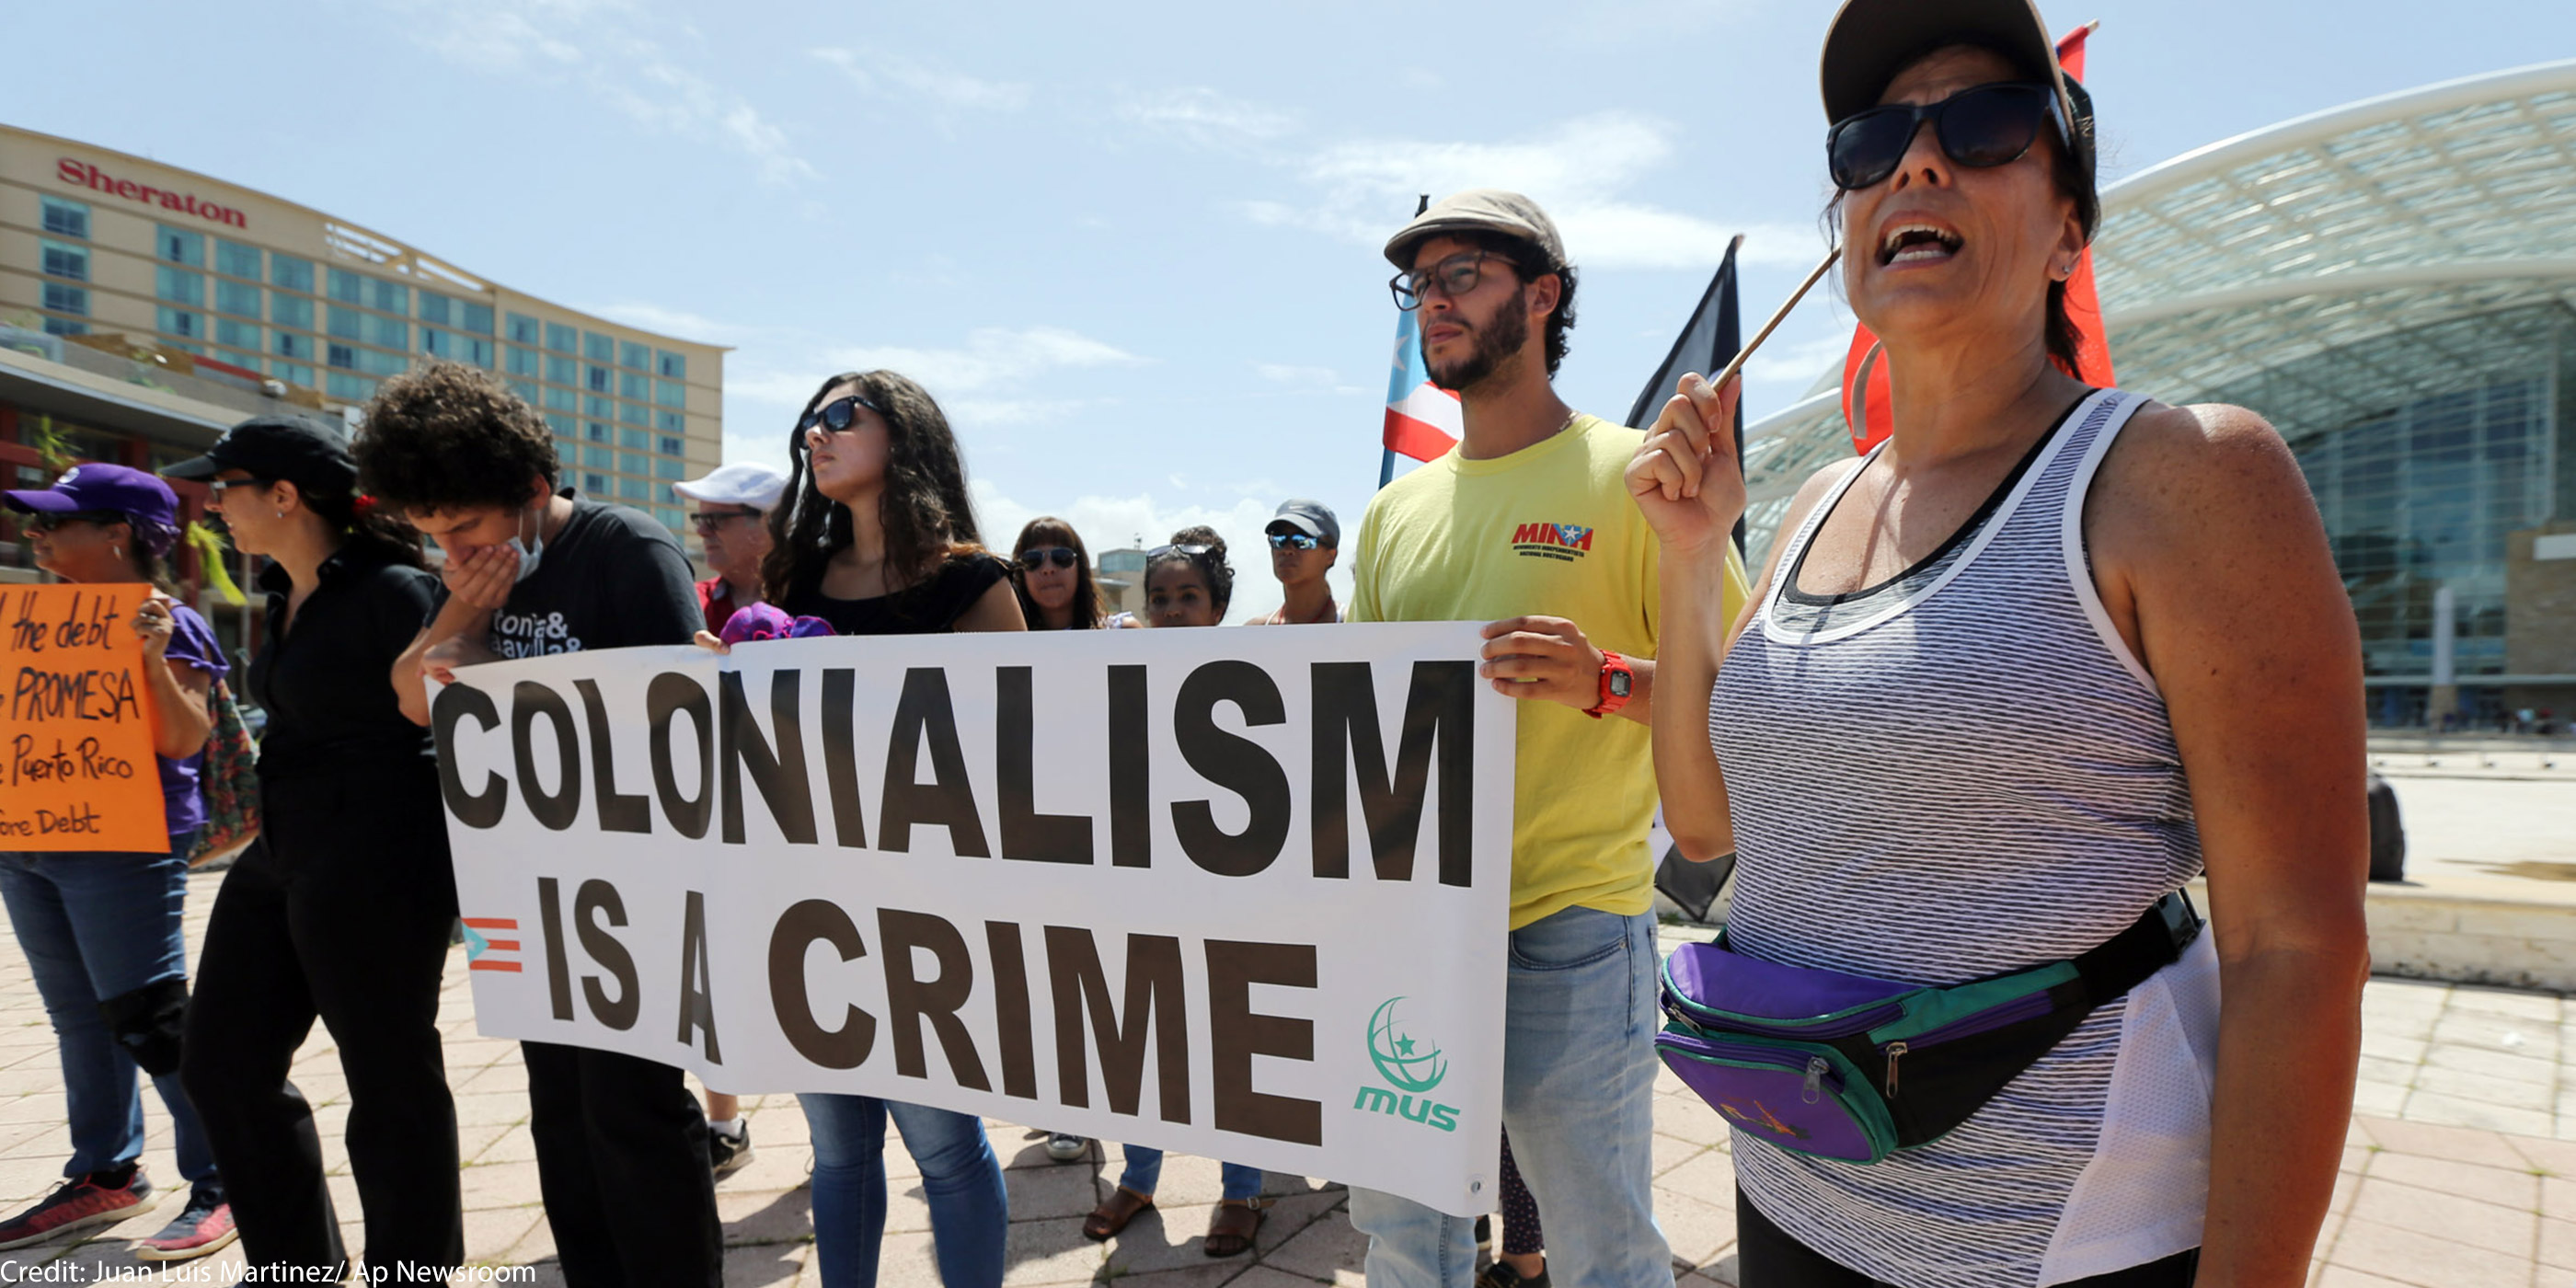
[1584,650,1634,719]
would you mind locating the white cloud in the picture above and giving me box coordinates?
[1116,87,1299,150]
[395,0,815,185]
[828,327,1147,397]
[1242,111,1825,270]
[811,47,1031,111]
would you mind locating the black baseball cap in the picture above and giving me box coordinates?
[1266,499,1340,547]
[1819,0,2099,236]
[163,414,359,494]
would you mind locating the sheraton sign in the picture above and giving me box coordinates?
[56,158,247,229]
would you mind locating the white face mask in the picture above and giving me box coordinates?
[510,503,546,583]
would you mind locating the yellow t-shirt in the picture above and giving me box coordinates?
[1350,414,1751,930]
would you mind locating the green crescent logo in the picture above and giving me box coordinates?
[1367,996,1446,1094]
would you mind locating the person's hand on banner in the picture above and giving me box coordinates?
[420,635,473,686]
[1479,616,1604,707]
[1627,371,1745,555]
[132,593,177,662]
[442,543,520,611]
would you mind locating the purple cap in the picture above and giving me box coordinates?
[4,465,182,554]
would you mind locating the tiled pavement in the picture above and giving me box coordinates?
[1,877,2574,1285]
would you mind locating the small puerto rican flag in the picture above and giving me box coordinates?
[461,916,523,972]
[1383,307,1462,463]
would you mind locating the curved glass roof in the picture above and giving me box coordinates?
[1739,59,2576,549]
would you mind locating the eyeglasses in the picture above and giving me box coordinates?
[1267,531,1322,551]
[21,511,121,534]
[1390,252,1514,312]
[1826,82,2065,192]
[798,394,884,436]
[1146,543,1212,561]
[690,511,760,534]
[1018,546,1079,571]
[206,477,275,499]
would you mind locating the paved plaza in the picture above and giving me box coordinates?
[0,773,2571,1286]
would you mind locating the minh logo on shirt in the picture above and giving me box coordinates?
[1509,522,1593,562]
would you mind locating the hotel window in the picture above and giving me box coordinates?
[587,365,611,393]
[620,341,649,371]
[327,269,363,304]
[616,477,649,501]
[583,472,607,494]
[619,451,649,475]
[327,306,362,340]
[214,317,260,350]
[215,281,260,318]
[462,303,494,335]
[215,240,261,280]
[658,435,684,456]
[422,328,451,358]
[543,412,573,437]
[40,239,88,282]
[40,318,86,338]
[271,254,314,293]
[358,349,408,376]
[655,379,686,408]
[157,226,204,267]
[508,379,541,406]
[459,337,493,367]
[620,402,652,426]
[581,396,612,420]
[419,292,453,326]
[271,294,313,330]
[544,387,575,412]
[274,362,314,387]
[658,411,685,434]
[158,306,203,339]
[213,351,262,375]
[327,373,375,401]
[507,313,541,345]
[370,280,408,316]
[656,505,684,528]
[367,316,408,350]
[546,322,577,353]
[586,422,609,443]
[655,457,684,481]
[583,445,612,468]
[274,333,314,361]
[506,347,539,376]
[620,372,650,400]
[41,283,86,316]
[328,343,357,370]
[157,268,205,306]
[619,428,650,451]
[583,331,614,363]
[656,351,685,380]
[40,196,88,238]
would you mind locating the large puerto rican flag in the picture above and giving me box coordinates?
[1384,306,1463,462]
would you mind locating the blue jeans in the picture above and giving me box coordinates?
[799,1093,1006,1288]
[1349,905,1673,1288]
[1117,1146,1263,1203]
[0,845,216,1185]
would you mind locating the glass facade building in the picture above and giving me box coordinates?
[0,124,725,539]
[1736,63,2576,726]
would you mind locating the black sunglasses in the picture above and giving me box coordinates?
[797,394,884,436]
[22,511,125,534]
[1018,546,1078,571]
[1827,82,2064,192]
[1389,252,1514,312]
[206,477,276,499]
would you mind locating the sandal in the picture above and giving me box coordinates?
[1083,1186,1154,1241]
[1204,1197,1266,1258]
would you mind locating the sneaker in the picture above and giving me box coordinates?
[1044,1133,1088,1163]
[0,1167,155,1251]
[709,1121,754,1179]
[134,1185,236,1262]
[1477,1259,1549,1288]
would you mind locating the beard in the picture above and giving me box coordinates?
[1424,285,1530,393]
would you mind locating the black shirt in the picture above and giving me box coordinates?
[781,553,1014,636]
[429,496,706,658]
[248,546,441,782]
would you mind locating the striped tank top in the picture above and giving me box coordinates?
[1712,389,2220,1287]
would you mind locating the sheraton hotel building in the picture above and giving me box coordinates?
[0,121,726,650]
[1744,62,2576,728]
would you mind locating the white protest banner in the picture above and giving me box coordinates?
[431,621,1515,1214]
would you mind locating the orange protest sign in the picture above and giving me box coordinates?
[2,583,170,852]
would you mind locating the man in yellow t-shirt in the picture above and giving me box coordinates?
[1345,190,1749,1288]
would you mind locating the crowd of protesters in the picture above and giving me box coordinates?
[0,1,2374,1285]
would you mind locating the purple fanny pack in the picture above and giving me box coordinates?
[1654,891,2199,1164]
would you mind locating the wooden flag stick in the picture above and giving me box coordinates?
[1708,247,1842,393]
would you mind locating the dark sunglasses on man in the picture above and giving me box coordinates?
[1827,82,2067,191]
[690,511,761,535]
[1266,531,1322,551]
[797,393,884,436]
[1018,546,1079,571]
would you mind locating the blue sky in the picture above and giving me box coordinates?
[10,0,2569,617]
